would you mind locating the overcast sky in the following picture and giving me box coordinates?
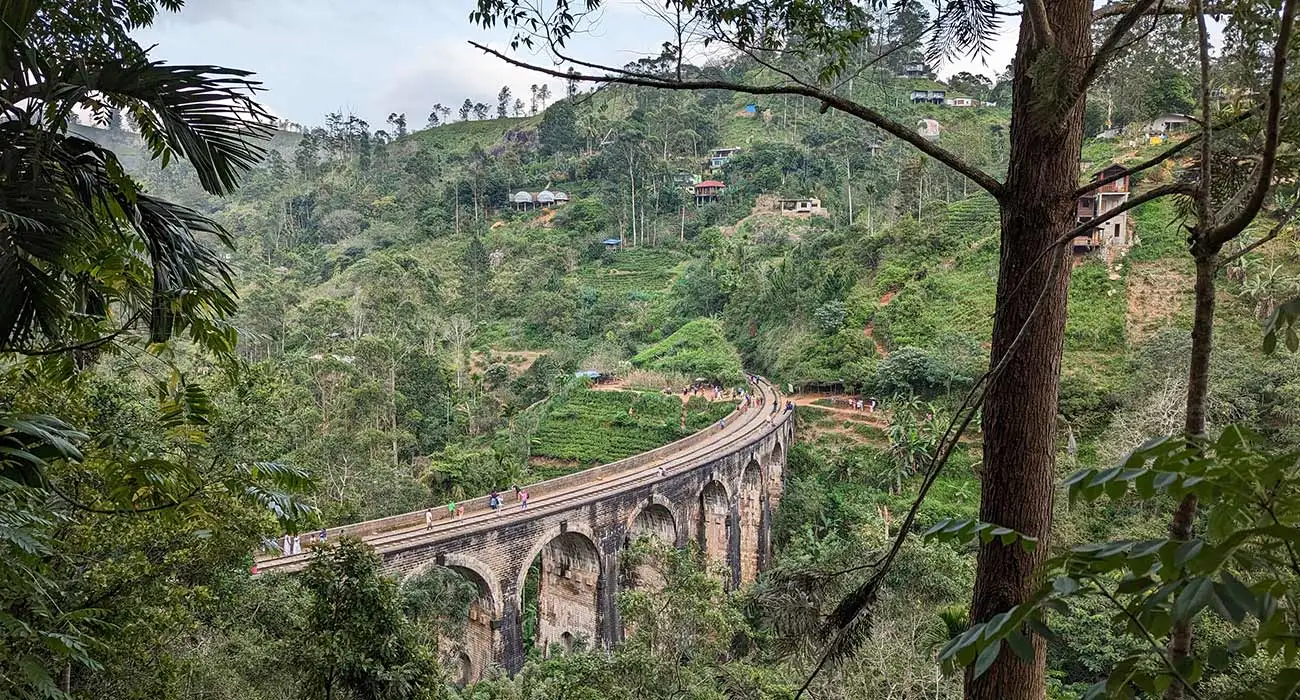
[136,0,1019,128]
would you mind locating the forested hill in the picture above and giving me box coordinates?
[49,48,1300,698]
[91,55,1300,528]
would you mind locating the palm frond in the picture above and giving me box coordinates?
[927,0,1002,66]
[0,123,238,352]
[0,412,87,488]
[89,58,274,195]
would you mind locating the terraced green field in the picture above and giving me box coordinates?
[531,389,736,466]
[577,248,687,296]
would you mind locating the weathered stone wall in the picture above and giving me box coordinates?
[738,460,764,584]
[536,531,601,655]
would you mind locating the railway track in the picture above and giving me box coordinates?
[256,378,784,575]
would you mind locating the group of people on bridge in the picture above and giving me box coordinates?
[428,485,531,529]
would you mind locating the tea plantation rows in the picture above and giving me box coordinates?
[531,389,737,465]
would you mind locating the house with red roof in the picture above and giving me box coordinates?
[694,180,725,205]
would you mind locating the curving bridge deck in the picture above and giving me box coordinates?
[257,378,792,683]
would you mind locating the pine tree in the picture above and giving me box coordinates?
[497,85,512,119]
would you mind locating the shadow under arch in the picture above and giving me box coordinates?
[738,457,764,584]
[406,553,502,685]
[516,524,602,658]
[698,479,732,579]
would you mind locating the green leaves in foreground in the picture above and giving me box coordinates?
[922,517,1039,552]
[942,426,1300,698]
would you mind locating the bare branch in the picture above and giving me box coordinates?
[1026,0,1057,46]
[1083,0,1162,93]
[1092,1,1216,19]
[1204,0,1298,249]
[468,41,1006,197]
[1075,110,1258,200]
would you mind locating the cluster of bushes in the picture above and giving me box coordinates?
[631,319,746,385]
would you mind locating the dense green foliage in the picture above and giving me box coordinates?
[631,319,746,385]
[7,0,1300,697]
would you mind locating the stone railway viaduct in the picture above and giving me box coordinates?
[257,379,792,684]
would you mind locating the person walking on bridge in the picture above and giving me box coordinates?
[520,490,529,510]
[425,507,434,530]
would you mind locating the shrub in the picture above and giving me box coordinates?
[632,319,746,385]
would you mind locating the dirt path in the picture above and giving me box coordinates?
[1126,262,1191,344]
[791,393,891,429]
[863,290,896,358]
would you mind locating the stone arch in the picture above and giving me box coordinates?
[768,438,785,509]
[452,652,472,686]
[630,502,677,543]
[408,554,501,685]
[698,480,731,577]
[519,528,602,657]
[625,502,678,590]
[738,457,765,584]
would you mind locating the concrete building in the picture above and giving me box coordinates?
[1074,164,1131,253]
[910,89,946,105]
[708,147,740,170]
[776,197,828,218]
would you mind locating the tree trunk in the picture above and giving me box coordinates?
[966,3,1090,699]
[1164,252,1216,699]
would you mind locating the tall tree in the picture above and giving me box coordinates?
[427,105,441,128]
[513,97,525,117]
[885,0,930,73]
[497,85,512,118]
[566,66,579,97]
[296,540,440,700]
[460,234,491,320]
[472,101,490,120]
[529,83,539,115]
[386,111,407,138]
[1159,6,1299,697]
[537,83,551,111]
[459,98,473,121]
[466,2,1294,699]
[0,2,315,693]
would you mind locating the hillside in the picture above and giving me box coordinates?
[35,44,1300,700]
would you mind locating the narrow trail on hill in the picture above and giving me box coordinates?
[863,289,896,358]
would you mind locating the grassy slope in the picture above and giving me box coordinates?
[531,389,735,466]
